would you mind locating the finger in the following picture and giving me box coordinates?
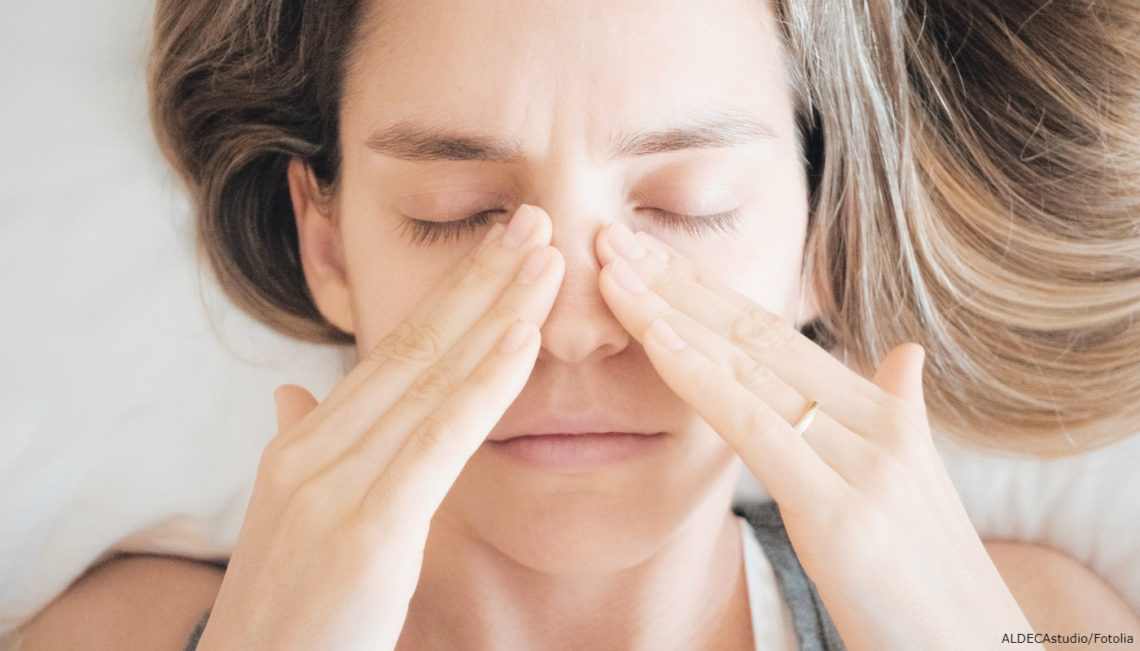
[358,320,541,527]
[597,223,889,436]
[664,315,878,479]
[285,204,553,441]
[274,384,319,433]
[639,317,845,509]
[872,343,926,405]
[279,237,563,490]
[598,253,880,443]
[598,258,874,479]
[325,244,563,495]
[275,206,552,463]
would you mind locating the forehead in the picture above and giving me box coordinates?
[342,0,796,154]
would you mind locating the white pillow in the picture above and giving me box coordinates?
[1,0,1137,643]
[935,432,1140,610]
[0,2,351,639]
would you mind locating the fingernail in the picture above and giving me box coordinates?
[649,319,686,352]
[515,246,549,285]
[498,320,533,354]
[608,222,647,260]
[634,231,670,261]
[611,259,647,293]
[502,205,537,248]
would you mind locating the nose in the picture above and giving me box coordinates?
[538,218,631,363]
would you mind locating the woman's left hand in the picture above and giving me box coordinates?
[595,223,1042,651]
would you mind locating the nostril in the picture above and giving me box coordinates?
[538,265,632,363]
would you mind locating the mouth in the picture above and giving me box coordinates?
[484,416,666,469]
[486,415,660,442]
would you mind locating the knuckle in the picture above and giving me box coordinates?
[692,366,725,395]
[288,477,328,517]
[359,475,401,520]
[730,307,794,352]
[370,321,413,362]
[647,261,686,293]
[685,265,717,292]
[276,476,335,536]
[255,441,304,496]
[732,356,780,394]
[865,409,899,442]
[876,411,911,445]
[875,391,913,420]
[865,447,902,481]
[465,354,506,390]
[740,403,781,435]
[860,447,914,502]
[410,413,466,458]
[407,363,461,404]
[465,252,506,287]
[871,401,927,453]
[486,298,520,325]
[373,321,445,365]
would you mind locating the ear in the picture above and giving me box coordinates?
[286,158,355,334]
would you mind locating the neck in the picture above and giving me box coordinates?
[398,498,753,651]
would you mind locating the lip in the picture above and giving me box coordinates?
[486,415,656,442]
[484,432,665,470]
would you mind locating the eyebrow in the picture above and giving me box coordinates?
[364,112,777,163]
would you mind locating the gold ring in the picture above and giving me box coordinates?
[792,400,820,435]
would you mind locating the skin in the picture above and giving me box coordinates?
[296,0,808,648]
[7,0,1138,649]
[184,0,1140,650]
[298,0,807,647]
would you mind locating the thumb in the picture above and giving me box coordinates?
[273,384,319,432]
[871,342,926,405]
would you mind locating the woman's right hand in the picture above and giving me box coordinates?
[195,205,565,651]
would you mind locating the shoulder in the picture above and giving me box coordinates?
[18,553,224,650]
[984,540,1140,638]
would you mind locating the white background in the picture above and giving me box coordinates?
[2,0,1138,644]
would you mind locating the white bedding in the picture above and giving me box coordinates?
[1,1,1137,643]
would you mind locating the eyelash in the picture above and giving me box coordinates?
[399,207,742,245]
[635,207,743,237]
[399,210,508,245]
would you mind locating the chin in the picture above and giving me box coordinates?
[433,436,742,575]
[452,491,682,575]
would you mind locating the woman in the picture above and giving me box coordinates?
[19,0,1140,649]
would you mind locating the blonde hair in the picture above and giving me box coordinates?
[779,0,1140,455]
[149,0,1140,456]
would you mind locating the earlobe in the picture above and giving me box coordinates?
[286,158,355,334]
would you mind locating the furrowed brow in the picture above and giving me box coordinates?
[364,123,523,162]
[364,112,777,163]
[606,112,777,160]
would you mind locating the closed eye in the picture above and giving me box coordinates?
[398,205,742,245]
[398,209,510,245]
[636,207,742,237]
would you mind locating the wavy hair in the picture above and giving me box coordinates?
[149,0,1140,455]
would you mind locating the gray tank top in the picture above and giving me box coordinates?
[186,501,846,651]
[735,500,847,651]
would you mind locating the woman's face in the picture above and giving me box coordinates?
[299,0,810,571]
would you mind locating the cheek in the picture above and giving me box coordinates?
[338,206,476,352]
[660,159,808,317]
[674,212,807,320]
